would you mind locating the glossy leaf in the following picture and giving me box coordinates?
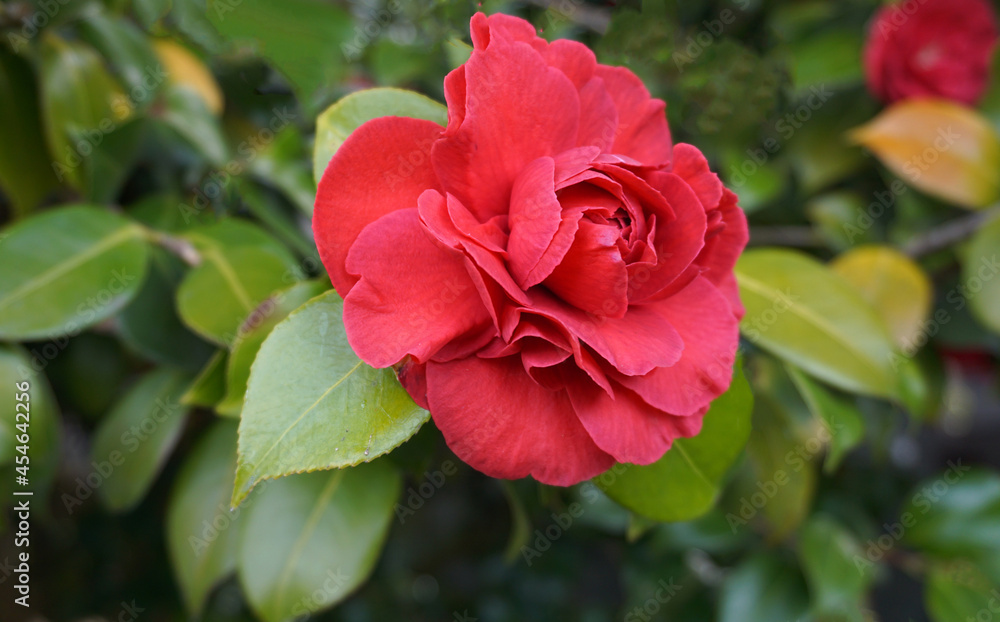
[216,280,329,416]
[176,244,299,347]
[742,388,818,541]
[786,365,865,473]
[181,349,229,408]
[119,247,215,370]
[0,49,58,216]
[159,84,228,166]
[963,214,1000,335]
[735,248,900,399]
[78,11,162,102]
[312,87,448,184]
[799,514,874,621]
[596,362,752,522]
[0,206,149,340]
[233,291,428,506]
[237,463,401,622]
[902,469,1000,562]
[831,245,933,350]
[925,560,999,622]
[39,35,130,190]
[92,368,192,512]
[207,0,354,112]
[248,125,316,216]
[167,420,241,614]
[184,218,298,265]
[849,99,1000,209]
[718,554,811,622]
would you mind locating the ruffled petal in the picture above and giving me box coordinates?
[617,276,739,416]
[593,64,672,164]
[529,290,683,377]
[432,30,580,220]
[426,356,614,485]
[543,219,628,318]
[568,376,701,464]
[627,171,707,302]
[695,188,748,318]
[314,117,443,295]
[343,208,490,367]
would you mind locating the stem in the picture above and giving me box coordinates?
[144,229,202,266]
[903,204,1000,257]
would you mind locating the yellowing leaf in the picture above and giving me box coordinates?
[849,99,1000,209]
[830,245,932,351]
[154,39,224,115]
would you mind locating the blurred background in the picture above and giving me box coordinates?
[2,0,1000,620]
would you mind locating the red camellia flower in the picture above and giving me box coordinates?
[314,13,747,485]
[864,0,998,105]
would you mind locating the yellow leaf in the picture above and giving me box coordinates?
[154,40,224,116]
[830,245,932,351]
[849,99,1000,209]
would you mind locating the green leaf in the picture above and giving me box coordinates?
[159,85,228,166]
[176,241,299,346]
[0,206,150,340]
[184,218,298,265]
[963,214,1000,335]
[718,554,811,622]
[82,117,148,204]
[925,560,999,622]
[235,179,316,258]
[167,420,241,615]
[313,87,448,185]
[595,361,752,522]
[902,468,1000,562]
[735,248,900,399]
[39,35,129,190]
[216,280,329,417]
[120,247,215,370]
[248,125,316,216]
[788,29,862,97]
[737,365,818,541]
[0,49,59,217]
[236,463,401,622]
[786,365,864,473]
[0,346,62,506]
[77,10,162,101]
[233,291,428,506]
[92,368,192,512]
[799,514,874,621]
[787,92,873,194]
[181,349,228,408]
[134,0,172,28]
[206,0,354,113]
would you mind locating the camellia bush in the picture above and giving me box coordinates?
[1,0,1000,620]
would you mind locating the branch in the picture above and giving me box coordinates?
[146,230,202,266]
[903,204,1000,258]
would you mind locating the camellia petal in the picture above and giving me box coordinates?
[617,276,740,416]
[314,116,444,294]
[343,209,491,368]
[426,355,614,486]
[432,27,581,221]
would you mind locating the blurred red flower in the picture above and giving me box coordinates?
[313,13,747,485]
[864,0,998,105]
